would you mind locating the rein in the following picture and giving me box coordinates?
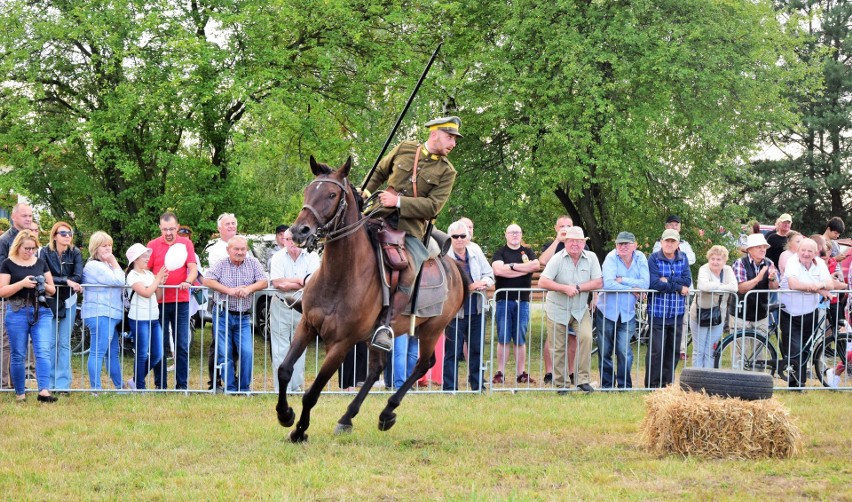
[301,177,379,250]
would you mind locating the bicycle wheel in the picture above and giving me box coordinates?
[713,330,778,376]
[813,332,852,387]
[70,317,89,356]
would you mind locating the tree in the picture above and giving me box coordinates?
[439,0,802,258]
[0,0,439,251]
[739,0,852,234]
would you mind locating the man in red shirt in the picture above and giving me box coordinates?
[147,211,199,390]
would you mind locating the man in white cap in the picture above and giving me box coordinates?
[765,213,793,268]
[362,115,462,351]
[538,226,602,393]
[731,232,779,333]
[646,228,692,388]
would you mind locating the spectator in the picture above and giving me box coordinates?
[0,203,34,390]
[646,228,692,388]
[652,214,696,360]
[688,246,737,368]
[491,224,540,385]
[125,244,168,390]
[812,234,847,337]
[442,220,494,391]
[203,213,251,390]
[385,333,418,391]
[203,236,267,393]
[538,226,602,393]
[595,231,649,389]
[268,224,289,269]
[0,230,57,402]
[652,215,697,265]
[269,228,319,393]
[735,219,762,254]
[81,231,128,393]
[777,230,802,276]
[732,233,779,332]
[146,212,198,390]
[177,225,205,318]
[765,213,793,269]
[459,217,484,257]
[779,238,833,387]
[39,222,83,392]
[823,216,847,261]
[538,215,574,384]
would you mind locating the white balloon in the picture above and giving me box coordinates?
[164,243,188,271]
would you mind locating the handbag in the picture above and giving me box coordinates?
[698,306,722,327]
[697,269,724,327]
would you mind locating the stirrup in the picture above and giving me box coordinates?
[371,325,394,352]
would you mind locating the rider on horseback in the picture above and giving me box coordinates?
[362,115,462,351]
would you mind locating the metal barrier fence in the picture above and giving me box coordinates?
[2,286,849,396]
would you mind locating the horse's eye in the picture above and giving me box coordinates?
[328,192,337,199]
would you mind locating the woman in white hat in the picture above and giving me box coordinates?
[125,243,168,389]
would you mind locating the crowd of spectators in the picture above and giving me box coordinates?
[2,202,851,399]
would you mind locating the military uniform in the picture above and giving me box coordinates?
[363,116,462,351]
[364,140,457,240]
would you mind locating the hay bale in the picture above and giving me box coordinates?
[640,386,803,459]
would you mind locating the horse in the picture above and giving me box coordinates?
[275,155,469,442]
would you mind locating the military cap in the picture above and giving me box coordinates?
[425,116,463,137]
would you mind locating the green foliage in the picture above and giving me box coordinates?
[738,0,852,235]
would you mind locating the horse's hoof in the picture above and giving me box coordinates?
[334,423,353,435]
[289,430,309,443]
[378,414,396,431]
[277,406,295,428]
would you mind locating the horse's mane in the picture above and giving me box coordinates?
[313,159,364,213]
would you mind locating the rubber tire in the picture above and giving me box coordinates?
[679,367,773,401]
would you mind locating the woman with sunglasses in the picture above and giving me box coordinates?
[0,230,57,402]
[39,222,83,391]
[81,231,128,392]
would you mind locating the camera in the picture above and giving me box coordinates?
[32,275,48,307]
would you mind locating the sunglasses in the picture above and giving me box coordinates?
[451,234,468,239]
[56,231,73,237]
[178,229,191,235]
[22,246,37,252]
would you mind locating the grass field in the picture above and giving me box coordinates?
[1,390,850,500]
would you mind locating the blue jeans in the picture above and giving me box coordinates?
[49,302,76,390]
[690,319,724,369]
[215,307,253,392]
[443,312,484,391]
[595,310,634,389]
[129,318,163,389]
[154,301,190,390]
[84,316,123,390]
[496,300,530,345]
[384,334,418,390]
[6,305,54,394]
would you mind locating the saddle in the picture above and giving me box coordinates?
[367,218,448,322]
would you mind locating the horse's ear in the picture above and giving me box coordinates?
[339,156,352,178]
[309,155,323,176]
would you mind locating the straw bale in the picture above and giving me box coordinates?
[640,386,803,459]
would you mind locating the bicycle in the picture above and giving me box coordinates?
[713,300,850,387]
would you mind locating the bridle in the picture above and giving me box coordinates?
[300,176,377,251]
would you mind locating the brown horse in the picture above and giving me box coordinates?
[275,156,469,442]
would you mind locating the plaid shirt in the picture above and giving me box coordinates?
[206,256,268,312]
[647,250,692,319]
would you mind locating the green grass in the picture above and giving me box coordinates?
[1,390,850,499]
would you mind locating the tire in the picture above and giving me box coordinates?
[713,330,779,377]
[813,332,852,387]
[70,317,89,356]
[679,367,774,400]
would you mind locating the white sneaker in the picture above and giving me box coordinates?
[825,368,840,388]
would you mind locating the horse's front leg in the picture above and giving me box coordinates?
[288,342,350,443]
[276,321,312,429]
[335,345,387,435]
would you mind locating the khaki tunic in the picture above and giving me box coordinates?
[363,140,457,239]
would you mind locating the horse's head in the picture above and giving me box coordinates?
[291,156,358,251]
